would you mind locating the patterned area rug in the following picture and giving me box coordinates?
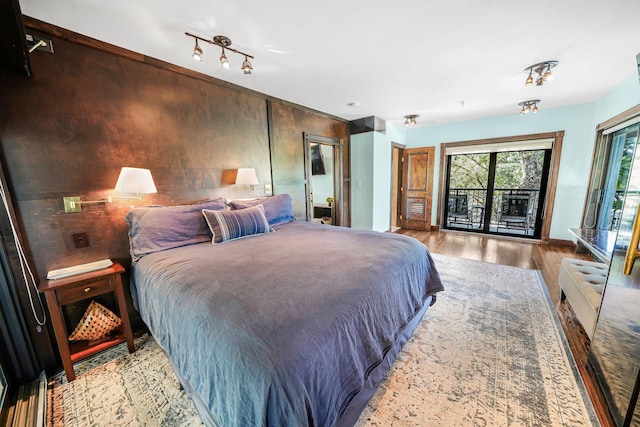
[47,335,201,427]
[47,254,599,426]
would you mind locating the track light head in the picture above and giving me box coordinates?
[192,40,203,61]
[525,70,533,86]
[242,56,253,74]
[220,49,230,69]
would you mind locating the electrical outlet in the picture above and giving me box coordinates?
[25,34,54,53]
[264,184,272,194]
[72,232,90,248]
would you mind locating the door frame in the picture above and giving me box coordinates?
[437,131,565,244]
[303,133,343,225]
[581,104,640,230]
[389,142,405,232]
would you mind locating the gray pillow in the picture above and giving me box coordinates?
[228,194,295,226]
[125,198,227,261]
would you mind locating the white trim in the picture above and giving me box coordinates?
[602,115,640,135]
[445,138,553,155]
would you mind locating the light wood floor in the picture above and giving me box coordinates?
[397,228,614,427]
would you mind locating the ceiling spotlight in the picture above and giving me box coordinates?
[192,40,203,61]
[404,114,419,127]
[220,48,230,69]
[241,56,253,74]
[523,61,558,87]
[185,32,254,74]
[518,100,541,115]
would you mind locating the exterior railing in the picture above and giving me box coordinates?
[447,187,540,230]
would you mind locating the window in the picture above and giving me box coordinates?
[583,107,640,231]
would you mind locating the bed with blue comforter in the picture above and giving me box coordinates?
[126,194,443,427]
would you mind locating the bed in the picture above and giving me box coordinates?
[126,194,443,427]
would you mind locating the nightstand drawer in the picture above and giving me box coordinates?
[56,278,114,304]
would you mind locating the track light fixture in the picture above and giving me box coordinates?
[523,61,558,86]
[185,32,254,74]
[404,114,419,127]
[518,100,540,115]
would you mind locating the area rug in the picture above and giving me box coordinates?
[47,254,599,426]
[356,254,599,427]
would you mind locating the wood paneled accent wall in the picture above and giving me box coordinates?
[0,19,349,369]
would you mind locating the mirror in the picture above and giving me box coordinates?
[310,144,334,224]
[304,134,343,226]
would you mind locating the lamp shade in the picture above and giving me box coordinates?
[235,168,259,185]
[114,167,157,194]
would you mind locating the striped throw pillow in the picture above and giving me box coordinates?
[202,204,272,244]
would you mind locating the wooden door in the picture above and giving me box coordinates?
[400,147,434,230]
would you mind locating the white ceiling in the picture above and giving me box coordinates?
[19,0,640,127]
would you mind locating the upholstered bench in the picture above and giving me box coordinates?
[558,258,608,340]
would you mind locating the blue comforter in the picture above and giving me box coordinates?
[131,221,443,426]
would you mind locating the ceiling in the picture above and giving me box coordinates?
[19,0,640,127]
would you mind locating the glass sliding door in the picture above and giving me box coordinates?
[445,153,489,230]
[491,150,549,237]
[596,123,638,231]
[444,145,551,239]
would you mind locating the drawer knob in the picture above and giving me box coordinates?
[84,287,91,293]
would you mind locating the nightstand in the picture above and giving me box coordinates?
[39,262,135,381]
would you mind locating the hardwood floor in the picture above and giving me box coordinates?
[397,228,614,427]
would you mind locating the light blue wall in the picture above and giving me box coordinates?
[351,133,374,229]
[390,72,640,240]
[385,122,406,145]
[592,74,640,127]
[350,131,393,232]
[352,72,640,240]
[372,132,392,231]
[403,104,597,240]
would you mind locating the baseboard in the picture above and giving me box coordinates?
[548,238,575,247]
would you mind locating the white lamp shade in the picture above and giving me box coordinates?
[114,167,157,194]
[235,168,259,185]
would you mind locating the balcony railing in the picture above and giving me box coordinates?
[447,187,541,236]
